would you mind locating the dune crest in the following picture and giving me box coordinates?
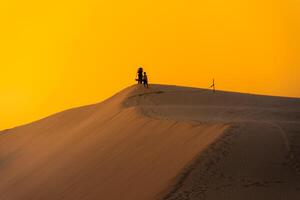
[0,84,300,200]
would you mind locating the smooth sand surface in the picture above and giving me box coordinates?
[0,84,300,200]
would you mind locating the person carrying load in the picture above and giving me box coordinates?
[136,67,143,84]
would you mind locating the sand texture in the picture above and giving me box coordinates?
[0,84,300,200]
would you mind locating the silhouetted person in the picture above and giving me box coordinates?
[209,78,215,93]
[137,67,143,84]
[143,72,149,88]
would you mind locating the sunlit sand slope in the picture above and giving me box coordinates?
[0,84,300,200]
[134,85,300,200]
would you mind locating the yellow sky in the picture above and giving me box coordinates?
[0,0,299,130]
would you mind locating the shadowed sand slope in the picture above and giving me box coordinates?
[0,84,300,200]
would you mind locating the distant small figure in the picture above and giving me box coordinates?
[136,67,143,84]
[210,78,215,93]
[143,72,149,88]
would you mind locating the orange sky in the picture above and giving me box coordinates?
[0,0,299,130]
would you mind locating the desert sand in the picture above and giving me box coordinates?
[0,84,300,200]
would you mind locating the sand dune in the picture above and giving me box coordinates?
[0,84,300,200]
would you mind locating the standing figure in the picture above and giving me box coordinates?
[137,67,143,84]
[143,72,149,88]
[211,78,215,93]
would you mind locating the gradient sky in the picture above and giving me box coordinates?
[1,0,299,130]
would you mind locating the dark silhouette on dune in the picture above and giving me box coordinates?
[136,67,143,84]
[143,72,149,88]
